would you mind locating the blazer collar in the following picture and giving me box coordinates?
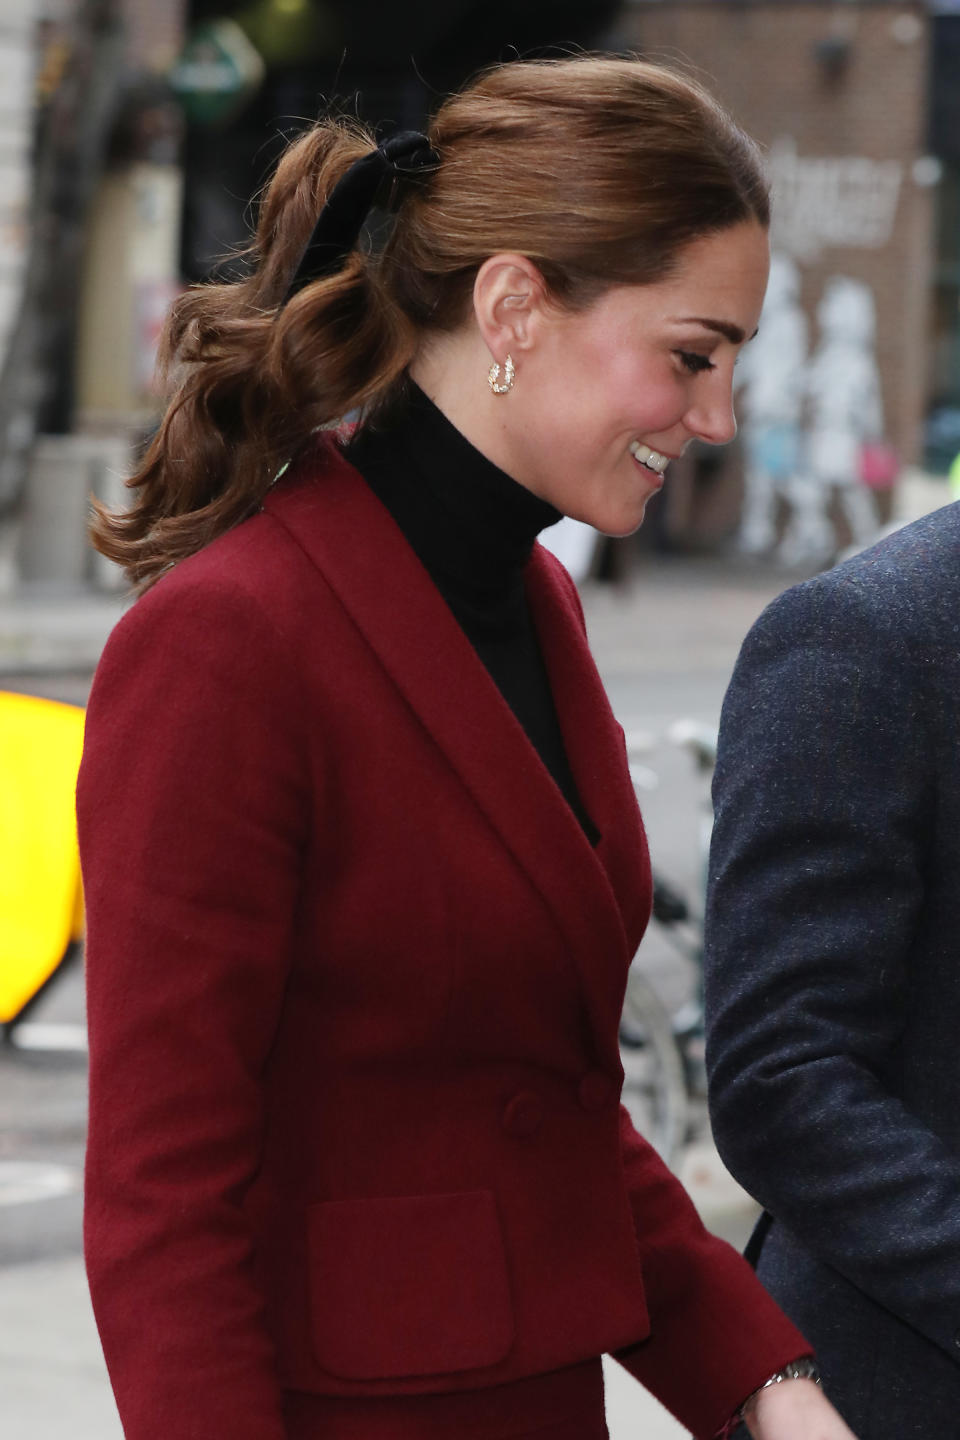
[264,441,644,1071]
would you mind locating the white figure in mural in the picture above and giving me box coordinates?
[734,252,808,555]
[779,276,882,567]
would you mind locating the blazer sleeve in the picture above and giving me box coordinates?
[613,1108,809,1439]
[77,570,311,1440]
[705,578,960,1365]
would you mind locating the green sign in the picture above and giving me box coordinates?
[169,19,265,128]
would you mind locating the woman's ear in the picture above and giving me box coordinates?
[472,254,549,362]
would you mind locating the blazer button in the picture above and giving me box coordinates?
[578,1070,614,1111]
[502,1091,544,1138]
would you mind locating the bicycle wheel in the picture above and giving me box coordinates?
[619,968,688,1167]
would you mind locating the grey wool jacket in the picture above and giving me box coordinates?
[704,501,960,1438]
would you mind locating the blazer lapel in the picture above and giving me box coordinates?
[526,550,652,1058]
[264,443,640,1071]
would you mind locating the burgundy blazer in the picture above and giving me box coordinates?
[78,440,805,1440]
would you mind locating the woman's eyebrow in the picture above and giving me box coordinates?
[672,317,758,343]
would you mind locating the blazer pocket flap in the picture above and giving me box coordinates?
[308,1189,514,1380]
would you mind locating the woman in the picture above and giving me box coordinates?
[77,57,857,1440]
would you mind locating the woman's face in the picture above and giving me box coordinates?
[496,221,770,535]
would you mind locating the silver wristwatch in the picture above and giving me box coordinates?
[714,1355,822,1438]
[741,1355,822,1416]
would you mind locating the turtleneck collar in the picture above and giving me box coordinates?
[344,381,561,596]
[343,379,598,845]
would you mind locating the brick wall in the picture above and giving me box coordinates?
[622,0,935,468]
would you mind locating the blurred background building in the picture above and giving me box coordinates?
[621,0,960,561]
[1,0,959,591]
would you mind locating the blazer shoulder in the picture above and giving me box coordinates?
[749,502,960,659]
[99,486,335,678]
[121,442,358,622]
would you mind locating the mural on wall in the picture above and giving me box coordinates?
[736,263,893,567]
[734,137,903,568]
[735,253,809,557]
[767,138,903,262]
[787,276,887,566]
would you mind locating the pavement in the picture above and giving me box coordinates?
[0,470,951,1439]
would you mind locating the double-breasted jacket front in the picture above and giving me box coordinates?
[78,440,805,1440]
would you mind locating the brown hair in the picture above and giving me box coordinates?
[93,57,769,589]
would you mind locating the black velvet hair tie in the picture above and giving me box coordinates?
[281,130,439,305]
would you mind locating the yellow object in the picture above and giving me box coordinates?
[0,691,85,1025]
[949,451,960,502]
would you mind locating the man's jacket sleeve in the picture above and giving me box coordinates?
[705,577,960,1364]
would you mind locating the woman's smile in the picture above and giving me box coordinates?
[629,441,674,476]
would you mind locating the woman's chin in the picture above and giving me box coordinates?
[594,497,655,538]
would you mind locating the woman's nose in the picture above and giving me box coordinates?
[685,379,738,447]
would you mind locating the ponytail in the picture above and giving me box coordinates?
[91,120,418,590]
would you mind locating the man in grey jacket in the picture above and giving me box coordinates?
[704,502,960,1438]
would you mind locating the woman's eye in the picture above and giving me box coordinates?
[675,350,716,375]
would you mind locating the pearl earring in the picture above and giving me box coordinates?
[487,354,516,395]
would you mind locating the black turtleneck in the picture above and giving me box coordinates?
[345,383,598,842]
